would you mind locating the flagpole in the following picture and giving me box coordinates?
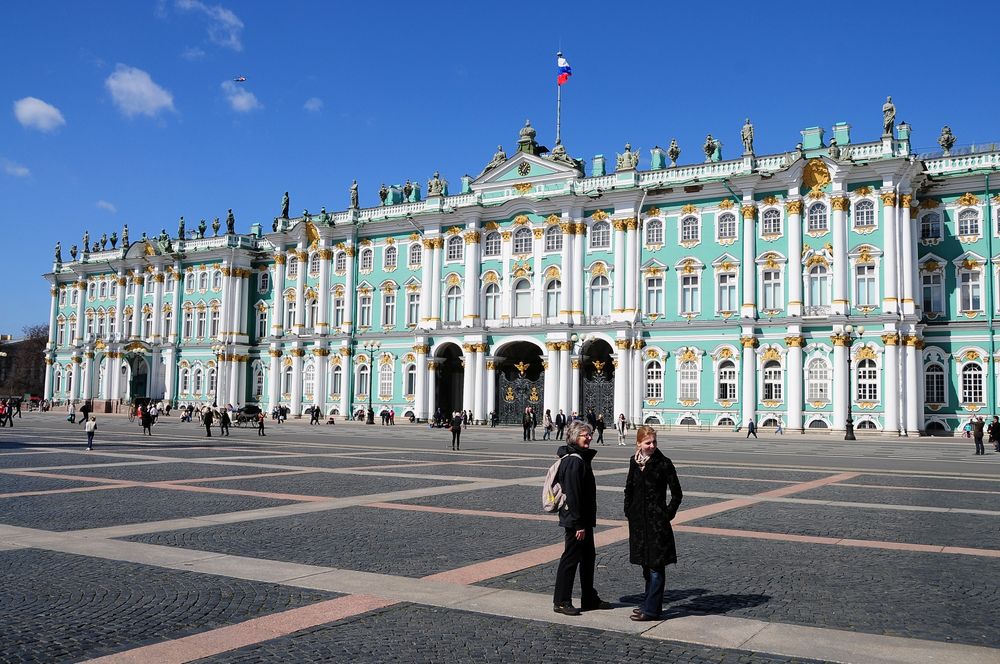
[555,51,563,145]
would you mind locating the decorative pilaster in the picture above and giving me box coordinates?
[473,343,486,422]
[271,253,286,336]
[43,356,54,401]
[293,245,307,334]
[341,246,356,333]
[163,347,176,404]
[740,335,757,426]
[130,275,143,338]
[426,360,438,419]
[630,339,644,424]
[338,346,352,418]
[559,341,572,414]
[289,347,305,415]
[880,191,899,314]
[531,227,544,321]
[463,229,482,327]
[899,194,916,315]
[114,272,127,340]
[613,339,630,424]
[316,248,332,335]
[544,341,560,417]
[831,332,849,431]
[430,237,443,326]
[903,335,922,434]
[81,352,95,400]
[882,332,900,434]
[47,286,59,346]
[75,281,87,344]
[267,347,282,412]
[612,219,627,315]
[485,359,496,421]
[461,343,476,413]
[573,222,586,324]
[784,335,804,432]
[109,352,122,402]
[785,200,803,316]
[170,264,182,342]
[70,354,82,401]
[570,356,581,416]
[419,238,434,326]
[314,347,329,415]
[623,218,638,315]
[559,221,574,324]
[741,205,757,318]
[151,270,165,341]
[413,342,429,420]
[831,195,850,315]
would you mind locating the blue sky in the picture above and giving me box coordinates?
[2,0,997,333]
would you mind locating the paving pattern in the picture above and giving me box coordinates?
[0,415,997,663]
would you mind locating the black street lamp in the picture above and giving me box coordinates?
[362,340,380,424]
[843,324,864,441]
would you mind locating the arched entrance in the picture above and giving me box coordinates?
[434,343,464,418]
[494,341,544,424]
[130,356,149,400]
[579,339,614,423]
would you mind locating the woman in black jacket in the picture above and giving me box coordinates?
[624,425,682,621]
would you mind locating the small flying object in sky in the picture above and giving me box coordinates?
[232,75,246,82]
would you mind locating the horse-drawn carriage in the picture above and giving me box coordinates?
[234,405,261,427]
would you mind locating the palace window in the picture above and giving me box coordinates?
[645,277,664,316]
[125,281,133,297]
[446,236,464,261]
[646,220,663,245]
[589,275,610,316]
[591,221,611,249]
[445,286,463,323]
[179,368,189,394]
[303,365,315,396]
[681,274,700,314]
[408,243,422,266]
[357,365,370,396]
[110,280,118,298]
[483,232,501,256]
[308,253,320,275]
[405,365,416,397]
[407,292,420,326]
[717,272,737,313]
[762,209,781,235]
[484,283,500,320]
[282,366,293,395]
[195,310,207,338]
[925,363,945,405]
[920,213,941,240]
[807,203,828,232]
[253,366,264,399]
[545,225,563,252]
[854,200,875,228]
[717,360,736,400]
[334,296,345,327]
[808,265,830,306]
[961,364,984,403]
[681,216,699,242]
[88,283,96,300]
[513,228,533,254]
[513,278,532,318]
[718,213,737,240]
[856,358,878,401]
[645,361,663,400]
[164,276,174,293]
[207,367,217,394]
[360,248,374,271]
[960,270,982,311]
[762,269,782,310]
[806,358,831,402]
[545,280,561,317]
[183,309,194,338]
[359,294,372,327]
[762,360,783,401]
[184,273,195,292]
[383,292,396,327]
[195,272,207,291]
[192,367,203,394]
[143,278,153,295]
[335,251,347,272]
[56,320,65,345]
[284,300,296,330]
[212,270,223,290]
[384,246,397,270]
[163,311,172,337]
[331,365,342,395]
[959,209,980,236]
[59,289,67,306]
[99,281,108,299]
[855,264,876,307]
[679,360,698,400]
[54,368,63,394]
[379,364,393,398]
[256,308,268,338]
[210,308,220,337]
[306,298,318,329]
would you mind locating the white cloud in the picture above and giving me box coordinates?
[180,46,205,61]
[303,97,323,113]
[176,0,244,51]
[96,200,117,213]
[105,64,175,118]
[2,159,30,178]
[13,97,66,132]
[221,81,261,113]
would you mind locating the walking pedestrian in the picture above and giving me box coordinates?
[389,409,395,425]
[552,420,612,616]
[489,410,498,427]
[746,418,758,439]
[79,401,91,426]
[625,425,683,621]
[973,416,986,455]
[450,411,462,450]
[990,415,1000,452]
[543,409,553,440]
[67,402,76,424]
[310,406,320,425]
[522,407,533,441]
[616,413,628,446]
[220,409,231,437]
[595,413,606,445]
[140,405,153,436]
[84,416,97,450]
[531,407,538,440]
[556,410,566,440]
[775,418,784,435]
[203,408,214,437]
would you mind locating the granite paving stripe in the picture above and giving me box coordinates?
[0,486,297,531]
[794,484,1000,511]
[126,448,306,459]
[396,462,547,479]
[244,455,405,469]
[191,471,467,497]
[0,452,152,468]
[0,548,338,664]
[43,462,293,483]
[675,466,830,481]
[0,472,110,494]
[849,474,1000,490]
[675,477,799,495]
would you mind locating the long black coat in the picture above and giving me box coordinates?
[624,449,682,568]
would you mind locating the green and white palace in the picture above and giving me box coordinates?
[41,109,1000,434]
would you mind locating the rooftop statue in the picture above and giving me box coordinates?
[92,242,100,253]
[69,244,77,260]
[198,219,207,238]
[938,125,956,156]
[226,209,235,234]
[82,230,90,252]
[159,228,169,244]
[741,118,754,155]
[350,179,359,209]
[378,183,389,205]
[212,217,221,236]
[828,138,841,160]
[667,138,680,167]
[547,140,579,168]
[178,216,185,239]
[479,144,507,177]
[140,232,148,243]
[122,224,129,248]
[280,192,290,219]
[403,180,413,201]
[616,143,639,171]
[703,134,718,162]
[272,219,279,232]
[54,242,62,263]
[427,171,446,196]
[319,207,330,225]
[882,95,895,137]
[110,232,118,249]
[100,233,108,249]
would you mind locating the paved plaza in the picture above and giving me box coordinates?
[0,415,997,663]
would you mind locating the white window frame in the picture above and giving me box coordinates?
[854,263,877,307]
[717,360,736,401]
[589,275,610,316]
[645,220,664,245]
[445,285,463,323]
[853,199,876,229]
[921,272,944,314]
[680,216,700,243]
[807,203,828,232]
[761,208,781,236]
[484,283,500,320]
[483,232,501,257]
[446,236,464,262]
[382,292,396,327]
[762,359,783,402]
[958,209,980,237]
[761,268,783,310]
[359,294,372,327]
[545,280,561,318]
[678,360,698,401]
[384,246,397,270]
[512,278,532,318]
[680,273,700,315]
[544,226,563,252]
[806,358,831,402]
[856,358,878,402]
[645,276,664,316]
[379,363,393,398]
[408,243,422,266]
[959,269,982,312]
[406,291,420,326]
[924,362,945,405]
[645,361,663,400]
[513,228,533,255]
[590,221,611,249]
[920,212,942,240]
[716,272,737,314]
[360,248,373,271]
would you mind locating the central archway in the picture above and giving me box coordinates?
[434,343,463,419]
[493,340,544,424]
[579,338,615,423]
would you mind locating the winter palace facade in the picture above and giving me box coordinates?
[42,114,1000,434]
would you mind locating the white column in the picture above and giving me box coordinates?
[114,272,127,340]
[571,355,581,416]
[109,352,122,403]
[630,341,643,424]
[881,192,899,314]
[785,336,804,432]
[271,254,286,337]
[293,245,307,334]
[461,344,475,413]
[315,349,329,414]
[219,264,232,343]
[267,347,281,412]
[544,342,559,417]
[831,194,849,316]
[163,347,176,403]
[904,337,921,434]
[81,354,95,400]
[170,266,182,343]
[740,336,757,427]
[130,275,143,338]
[900,194,916,315]
[338,348,351,418]
[832,333,848,431]
[430,237,443,325]
[559,342,572,414]
[560,220,573,324]
[624,221,638,315]
[74,281,86,344]
[741,205,757,318]
[463,228,481,327]
[43,357,54,401]
[612,220,626,315]
[613,339,629,423]
[317,247,331,335]
[70,356,82,401]
[342,246,356,333]
[426,360,438,419]
[290,348,304,415]
[47,286,59,346]
[882,332,900,434]
[228,356,241,406]
[786,200,803,316]
[531,228,544,322]
[573,224,585,324]
[419,239,434,327]
[414,343,428,420]
[473,344,485,422]
[485,358,496,421]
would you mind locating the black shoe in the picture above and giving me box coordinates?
[553,602,581,616]
[630,612,659,622]
[581,598,613,611]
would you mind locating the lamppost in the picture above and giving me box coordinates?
[843,324,864,441]
[362,340,380,424]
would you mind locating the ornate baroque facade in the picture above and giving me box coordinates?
[42,116,1000,433]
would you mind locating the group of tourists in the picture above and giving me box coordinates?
[964,415,1000,455]
[0,399,20,427]
[551,421,683,620]
[514,407,628,446]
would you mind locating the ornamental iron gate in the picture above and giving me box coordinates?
[580,361,614,423]
[497,364,544,425]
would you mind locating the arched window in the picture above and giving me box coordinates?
[589,275,610,316]
[284,299,296,330]
[545,280,561,317]
[925,363,945,404]
[303,364,315,396]
[681,216,699,242]
[920,213,941,240]
[408,243,422,266]
[857,419,877,430]
[253,366,264,399]
[762,360,782,401]
[335,251,347,272]
[192,367,203,394]
[195,309,207,338]
[545,225,563,252]
[958,209,980,236]
[379,364,393,398]
[207,367,217,393]
[512,227,533,254]
[717,360,736,400]
[358,365,370,396]
[854,200,875,228]
[384,246,397,269]
[183,308,194,339]
[679,360,698,400]
[484,283,500,319]
[309,253,320,274]
[305,298,318,329]
[645,361,663,399]
[256,307,268,339]
[590,221,611,249]
[513,279,532,318]
[99,281,108,299]
[961,364,983,403]
[446,236,464,261]
[212,270,223,290]
[445,285,463,322]
[210,308,220,337]
[646,220,663,244]
[282,365,293,395]
[360,248,373,271]
[287,257,299,280]
[808,265,830,306]
[185,273,195,292]
[404,364,416,397]
[856,358,878,401]
[143,311,153,338]
[331,365,342,395]
[806,358,831,402]
[259,272,270,292]
[807,203,828,232]
[179,368,189,394]
[718,213,737,239]
[483,232,501,256]
[199,272,210,290]
[762,209,781,235]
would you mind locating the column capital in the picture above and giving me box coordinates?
[881,332,900,346]
[830,196,850,212]
[880,191,897,206]
[830,333,849,346]
[785,200,803,215]
[740,335,758,349]
[741,204,758,220]
[413,343,430,354]
[784,335,804,347]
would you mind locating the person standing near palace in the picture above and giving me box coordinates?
[555,409,566,439]
[84,416,97,450]
[624,425,683,621]
[219,409,231,437]
[203,407,214,437]
[257,410,266,437]
[450,411,463,450]
[522,407,533,441]
[746,418,758,439]
[616,413,628,446]
[542,409,554,440]
[990,415,1000,452]
[140,405,153,436]
[972,415,986,455]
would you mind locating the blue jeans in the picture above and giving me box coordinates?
[641,565,665,617]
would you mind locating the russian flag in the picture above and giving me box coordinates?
[557,53,572,86]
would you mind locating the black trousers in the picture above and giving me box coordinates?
[553,527,596,606]
[451,430,461,449]
[556,425,565,439]
[523,424,531,440]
